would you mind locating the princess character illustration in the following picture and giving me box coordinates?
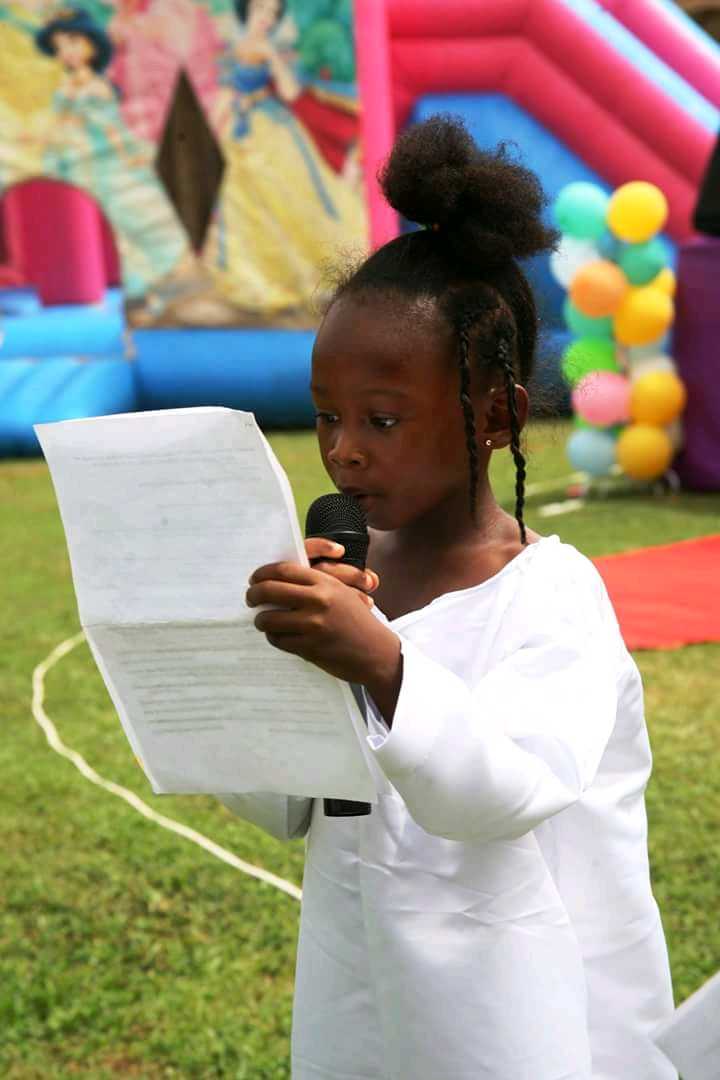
[205,0,367,321]
[34,7,196,316]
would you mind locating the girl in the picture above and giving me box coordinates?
[206,0,366,321]
[226,117,677,1079]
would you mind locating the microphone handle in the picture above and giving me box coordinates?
[323,797,372,817]
[309,550,372,819]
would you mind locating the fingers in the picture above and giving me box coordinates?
[246,580,313,609]
[247,577,374,611]
[251,557,379,594]
[249,561,318,587]
[313,561,379,594]
[305,537,344,561]
[247,559,379,629]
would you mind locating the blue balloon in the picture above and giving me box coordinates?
[566,428,617,477]
[596,231,622,263]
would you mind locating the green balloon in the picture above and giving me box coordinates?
[563,298,613,339]
[561,337,619,387]
[573,416,624,437]
[553,182,610,241]
[618,238,669,285]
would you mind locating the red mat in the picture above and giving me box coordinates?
[593,535,720,651]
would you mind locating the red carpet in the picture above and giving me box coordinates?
[593,535,720,651]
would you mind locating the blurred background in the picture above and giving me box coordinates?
[1,0,719,1075]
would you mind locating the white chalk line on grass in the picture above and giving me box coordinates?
[525,472,583,498]
[31,632,302,902]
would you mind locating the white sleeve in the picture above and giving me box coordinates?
[366,611,619,843]
[215,793,313,841]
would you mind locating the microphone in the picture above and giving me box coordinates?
[305,493,372,818]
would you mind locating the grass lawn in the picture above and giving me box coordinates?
[2,419,719,1078]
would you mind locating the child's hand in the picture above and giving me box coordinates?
[245,561,400,693]
[304,538,379,609]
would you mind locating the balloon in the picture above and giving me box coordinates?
[550,235,600,288]
[616,424,674,480]
[570,260,628,318]
[574,416,624,439]
[563,298,613,339]
[627,337,671,364]
[607,182,668,243]
[618,238,669,285]
[572,371,631,426]
[566,428,617,477]
[628,352,677,382]
[630,370,687,425]
[596,231,622,262]
[613,286,674,346]
[651,267,676,297]
[553,182,609,240]
[561,337,619,386]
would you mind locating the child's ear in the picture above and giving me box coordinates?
[481,383,529,449]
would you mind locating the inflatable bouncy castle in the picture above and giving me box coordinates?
[0,0,719,485]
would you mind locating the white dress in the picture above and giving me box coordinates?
[290,536,677,1080]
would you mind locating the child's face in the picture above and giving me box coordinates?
[246,0,281,35]
[52,31,95,69]
[312,294,490,533]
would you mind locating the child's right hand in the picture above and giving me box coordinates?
[304,538,379,609]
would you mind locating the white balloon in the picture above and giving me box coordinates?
[626,336,671,363]
[628,353,677,382]
[550,235,600,288]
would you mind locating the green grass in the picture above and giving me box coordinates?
[1,422,719,1078]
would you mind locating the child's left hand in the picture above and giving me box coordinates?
[246,561,401,690]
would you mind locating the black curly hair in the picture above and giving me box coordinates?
[331,115,558,544]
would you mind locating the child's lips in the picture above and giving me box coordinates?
[339,487,379,505]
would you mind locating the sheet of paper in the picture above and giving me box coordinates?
[651,969,720,1080]
[36,407,381,800]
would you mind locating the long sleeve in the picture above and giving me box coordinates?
[366,584,620,844]
[216,793,313,841]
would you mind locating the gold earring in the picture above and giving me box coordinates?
[485,439,493,448]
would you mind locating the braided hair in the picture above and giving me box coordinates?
[331,115,558,543]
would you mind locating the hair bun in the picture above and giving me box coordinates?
[379,114,557,268]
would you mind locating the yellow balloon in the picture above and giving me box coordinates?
[569,259,628,318]
[630,370,687,425]
[613,286,674,346]
[617,424,674,480]
[652,267,676,297]
[607,182,668,243]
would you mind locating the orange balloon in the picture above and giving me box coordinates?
[569,260,628,318]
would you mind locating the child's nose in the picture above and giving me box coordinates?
[327,432,368,468]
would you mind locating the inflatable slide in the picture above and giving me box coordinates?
[356,0,719,249]
[354,0,719,402]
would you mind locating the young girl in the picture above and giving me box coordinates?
[225,117,677,1079]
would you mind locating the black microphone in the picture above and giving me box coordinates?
[305,493,372,818]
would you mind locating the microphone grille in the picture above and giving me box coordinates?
[305,493,368,537]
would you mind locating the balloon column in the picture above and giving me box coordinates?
[552,181,687,482]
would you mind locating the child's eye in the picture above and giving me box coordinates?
[314,412,397,430]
